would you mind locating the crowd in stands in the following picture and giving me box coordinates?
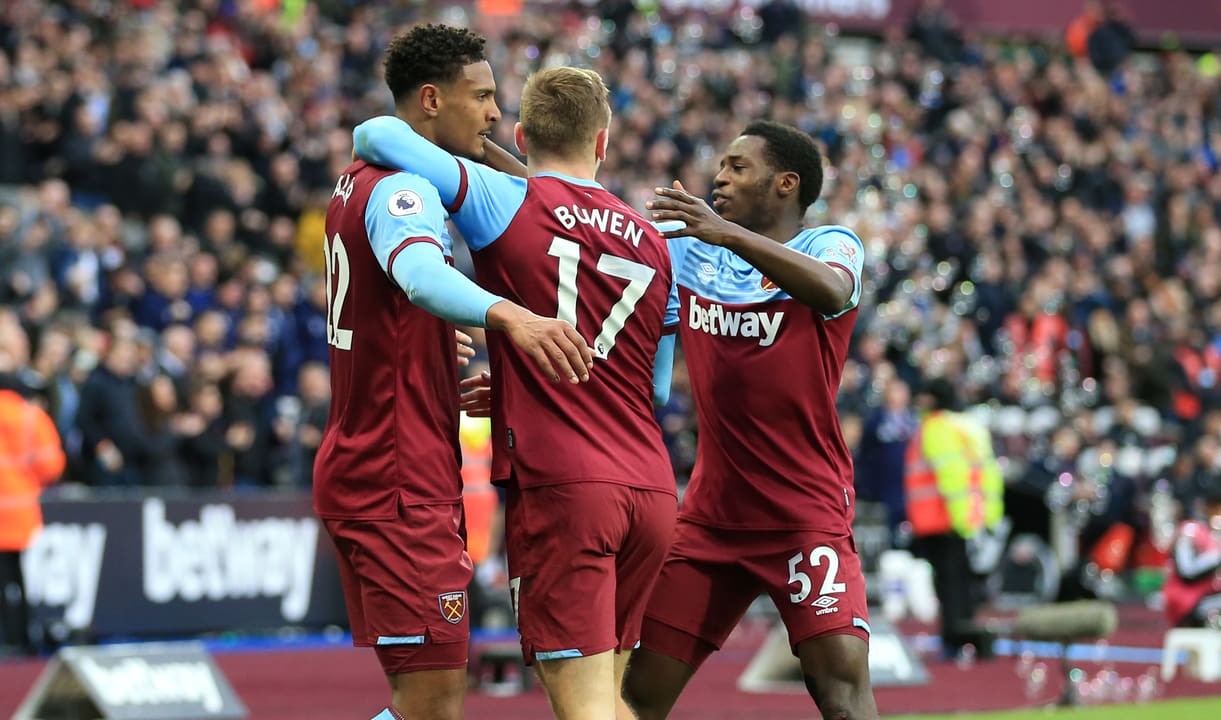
[1,1,1219,553]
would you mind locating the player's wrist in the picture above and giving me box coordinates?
[484,300,531,331]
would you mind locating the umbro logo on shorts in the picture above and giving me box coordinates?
[438,591,466,624]
[812,595,840,615]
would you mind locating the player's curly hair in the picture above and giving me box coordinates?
[383,24,487,105]
[741,120,825,211]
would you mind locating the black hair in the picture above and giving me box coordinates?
[923,376,961,412]
[383,24,487,105]
[740,120,825,211]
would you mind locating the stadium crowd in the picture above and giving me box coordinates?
[0,0,1219,553]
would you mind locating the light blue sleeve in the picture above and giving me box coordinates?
[793,225,865,316]
[392,243,505,327]
[365,174,505,327]
[652,333,676,407]
[353,115,527,251]
[655,222,691,328]
[365,173,447,261]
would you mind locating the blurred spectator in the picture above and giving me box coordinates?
[855,377,917,532]
[908,0,962,64]
[1163,479,1221,628]
[1087,3,1135,77]
[0,367,65,656]
[179,381,228,489]
[271,361,329,488]
[221,350,275,487]
[75,332,150,486]
[1066,2,1104,60]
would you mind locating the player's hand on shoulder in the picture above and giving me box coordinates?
[648,180,735,245]
[459,370,493,417]
[486,301,594,384]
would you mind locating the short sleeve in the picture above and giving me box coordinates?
[364,173,449,279]
[792,225,865,317]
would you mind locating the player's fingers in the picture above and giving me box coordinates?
[650,209,690,223]
[672,180,687,192]
[459,371,491,390]
[654,186,695,203]
[544,339,584,384]
[527,345,562,382]
[455,329,474,345]
[459,389,492,408]
[565,326,595,370]
[555,332,592,381]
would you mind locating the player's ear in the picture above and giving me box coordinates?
[594,127,608,163]
[418,84,441,118]
[514,122,527,155]
[775,171,800,200]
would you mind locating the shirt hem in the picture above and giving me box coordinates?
[677,513,850,534]
[315,495,463,521]
[492,474,676,497]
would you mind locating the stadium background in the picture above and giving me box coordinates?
[2,0,1221,717]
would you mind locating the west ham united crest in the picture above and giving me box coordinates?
[438,591,466,624]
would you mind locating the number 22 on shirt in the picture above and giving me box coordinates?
[325,232,353,350]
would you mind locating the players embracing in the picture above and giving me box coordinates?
[355,66,680,720]
[349,26,877,720]
[313,24,593,720]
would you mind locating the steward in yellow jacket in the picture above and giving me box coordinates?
[903,377,1003,659]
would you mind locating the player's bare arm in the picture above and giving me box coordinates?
[482,137,528,178]
[649,183,852,316]
[486,301,594,384]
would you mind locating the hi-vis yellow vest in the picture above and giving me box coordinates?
[904,410,1003,539]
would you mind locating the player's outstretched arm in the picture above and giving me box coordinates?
[486,301,594,385]
[482,137,528,178]
[649,183,854,316]
[392,243,591,383]
[355,115,527,251]
[354,116,465,203]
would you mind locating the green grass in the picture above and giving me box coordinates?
[891,697,1221,720]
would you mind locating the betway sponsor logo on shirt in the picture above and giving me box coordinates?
[687,295,784,347]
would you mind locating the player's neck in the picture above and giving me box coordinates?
[757,216,804,245]
[397,110,440,146]
[526,156,597,182]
